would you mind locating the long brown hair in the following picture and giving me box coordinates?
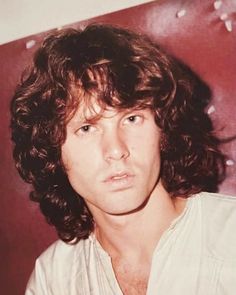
[10,24,225,242]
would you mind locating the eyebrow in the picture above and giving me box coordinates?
[67,112,102,128]
[67,106,147,128]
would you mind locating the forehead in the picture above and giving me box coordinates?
[68,98,134,124]
[66,63,154,123]
[72,98,113,122]
[66,93,154,127]
[65,60,158,129]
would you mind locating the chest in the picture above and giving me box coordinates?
[112,259,150,295]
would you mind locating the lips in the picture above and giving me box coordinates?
[104,171,132,182]
[103,171,134,191]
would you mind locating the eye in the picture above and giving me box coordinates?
[76,124,96,135]
[81,125,91,132]
[124,114,143,125]
[128,115,137,122]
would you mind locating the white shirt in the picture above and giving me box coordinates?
[25,192,236,294]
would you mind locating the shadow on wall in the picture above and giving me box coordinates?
[0,0,235,294]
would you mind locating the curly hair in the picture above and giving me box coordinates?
[10,24,225,242]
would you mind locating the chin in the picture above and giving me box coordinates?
[102,196,149,216]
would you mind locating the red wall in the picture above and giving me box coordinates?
[1,1,235,294]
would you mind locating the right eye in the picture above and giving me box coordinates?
[80,125,91,132]
[76,124,96,135]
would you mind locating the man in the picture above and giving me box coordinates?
[10,24,236,294]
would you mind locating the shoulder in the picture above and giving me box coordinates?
[195,192,236,261]
[195,191,236,215]
[36,237,90,273]
[197,191,236,222]
[26,238,91,294]
[39,238,82,261]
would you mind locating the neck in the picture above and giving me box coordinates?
[92,182,186,261]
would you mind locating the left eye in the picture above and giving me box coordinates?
[125,115,142,124]
[128,115,137,122]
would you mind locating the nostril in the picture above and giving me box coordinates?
[104,145,130,162]
[104,138,130,161]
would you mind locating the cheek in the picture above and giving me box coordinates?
[147,143,161,174]
[140,130,161,178]
[63,152,92,180]
[61,142,101,192]
[63,158,94,199]
[137,128,161,159]
[62,136,96,168]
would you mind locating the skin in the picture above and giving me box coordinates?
[61,99,186,294]
[62,102,162,215]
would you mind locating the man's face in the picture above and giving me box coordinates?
[61,101,162,216]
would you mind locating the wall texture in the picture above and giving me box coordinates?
[0,1,235,294]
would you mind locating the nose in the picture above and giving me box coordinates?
[103,129,130,162]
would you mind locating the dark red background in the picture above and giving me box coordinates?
[1,1,235,294]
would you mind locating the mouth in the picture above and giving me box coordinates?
[103,172,134,191]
